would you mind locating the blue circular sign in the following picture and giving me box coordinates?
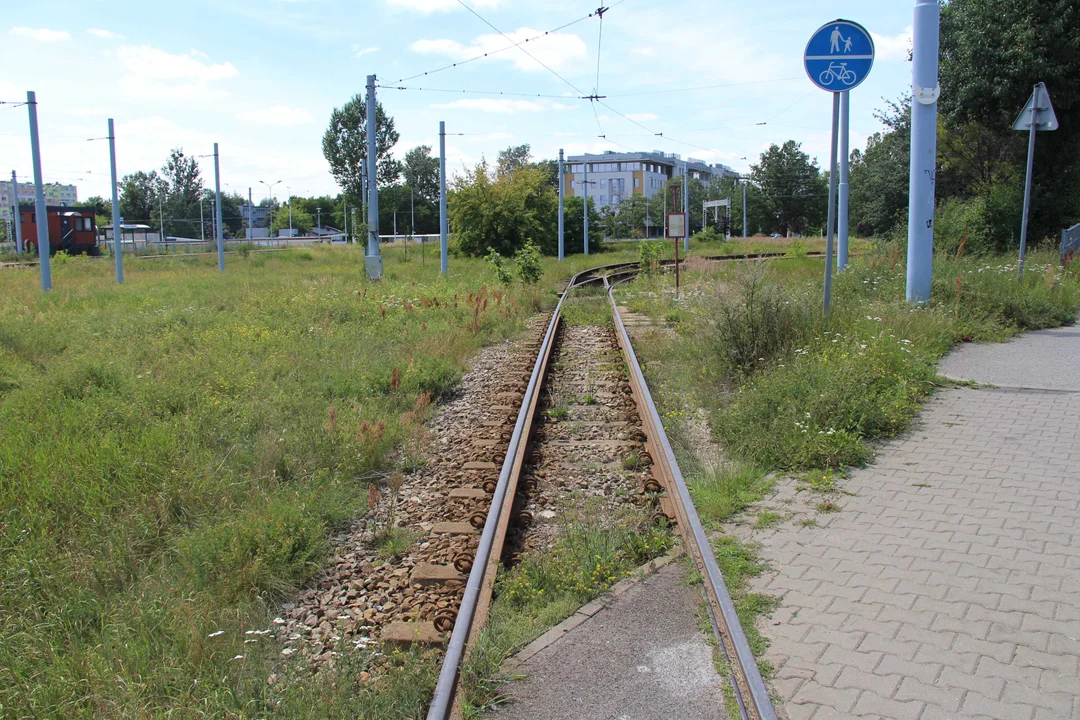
[804,19,875,92]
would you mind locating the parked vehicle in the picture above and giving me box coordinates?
[17,205,100,255]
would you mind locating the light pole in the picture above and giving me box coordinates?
[259,179,281,239]
[286,186,293,235]
[316,207,321,242]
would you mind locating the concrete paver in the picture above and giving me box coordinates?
[751,329,1080,720]
[492,561,727,720]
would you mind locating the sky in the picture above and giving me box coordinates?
[0,0,915,204]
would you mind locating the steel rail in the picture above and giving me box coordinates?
[607,272,778,720]
[426,265,610,720]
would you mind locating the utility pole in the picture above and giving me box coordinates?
[27,91,50,291]
[159,196,164,241]
[645,194,650,238]
[248,187,253,240]
[317,208,322,240]
[343,195,348,242]
[214,142,225,269]
[287,186,293,235]
[439,120,448,274]
[583,160,590,255]
[108,118,123,283]
[365,74,382,279]
[837,91,851,270]
[200,196,205,243]
[557,148,565,261]
[259,180,281,239]
[214,143,224,271]
[742,180,748,238]
[906,0,940,303]
[410,187,415,239]
[11,171,23,254]
[683,166,690,253]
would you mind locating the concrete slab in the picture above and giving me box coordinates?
[491,561,728,720]
[939,324,1080,391]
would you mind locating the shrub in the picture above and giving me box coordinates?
[692,227,724,244]
[514,241,543,285]
[638,240,664,275]
[485,247,513,285]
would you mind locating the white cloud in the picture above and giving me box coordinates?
[410,27,587,73]
[872,26,913,62]
[626,113,658,122]
[10,27,70,42]
[385,0,502,13]
[87,28,124,40]
[632,47,657,57]
[115,45,239,103]
[236,106,315,126]
[432,98,545,114]
[353,46,379,58]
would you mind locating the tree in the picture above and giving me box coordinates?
[848,99,912,237]
[402,145,440,203]
[118,170,163,229]
[562,196,603,254]
[322,95,401,198]
[272,203,313,234]
[496,144,532,179]
[750,141,828,236]
[938,0,1080,243]
[159,148,203,238]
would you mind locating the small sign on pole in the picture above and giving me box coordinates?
[666,212,686,239]
[1014,82,1058,279]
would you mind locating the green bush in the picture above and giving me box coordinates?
[692,227,724,244]
[638,240,664,275]
[485,247,513,285]
[514,241,543,285]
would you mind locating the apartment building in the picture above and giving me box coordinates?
[1,182,78,219]
[564,151,736,210]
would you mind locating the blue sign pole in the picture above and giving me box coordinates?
[805,19,874,311]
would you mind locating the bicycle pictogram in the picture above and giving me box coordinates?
[818,62,857,87]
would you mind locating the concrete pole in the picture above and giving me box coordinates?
[214,143,224,271]
[365,75,380,262]
[108,118,123,283]
[343,195,348,242]
[27,91,51,291]
[410,187,414,238]
[11,171,23,253]
[439,120,448,274]
[317,208,321,239]
[683,167,690,252]
[742,180,747,238]
[200,196,205,243]
[837,91,851,271]
[906,0,941,303]
[583,161,590,255]
[557,149,565,261]
[824,92,840,313]
[159,197,164,241]
[288,188,293,234]
[1018,83,1039,280]
[248,187,253,239]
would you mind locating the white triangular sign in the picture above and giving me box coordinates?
[1013,82,1059,132]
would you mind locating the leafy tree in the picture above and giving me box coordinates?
[118,170,163,229]
[496,144,532,179]
[402,145,440,203]
[271,203,313,234]
[322,95,401,198]
[750,141,828,236]
[848,99,912,237]
[450,159,559,257]
[562,195,603,255]
[938,0,1080,243]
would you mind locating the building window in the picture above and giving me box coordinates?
[600,195,606,204]
[634,177,640,189]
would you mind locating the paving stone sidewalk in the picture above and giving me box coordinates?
[748,359,1080,718]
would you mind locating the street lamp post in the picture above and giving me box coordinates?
[259,179,281,239]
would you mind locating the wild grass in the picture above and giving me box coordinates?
[0,243,642,718]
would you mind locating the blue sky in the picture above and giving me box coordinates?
[1,0,914,203]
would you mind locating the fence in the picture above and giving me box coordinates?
[1062,223,1080,262]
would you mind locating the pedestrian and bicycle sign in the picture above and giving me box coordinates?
[804,20,875,92]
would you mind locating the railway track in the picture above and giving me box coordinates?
[425,258,783,720]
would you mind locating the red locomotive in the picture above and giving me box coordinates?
[17,205,100,255]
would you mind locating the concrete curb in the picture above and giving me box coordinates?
[504,546,686,670]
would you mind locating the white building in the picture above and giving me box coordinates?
[0,182,78,219]
[564,151,736,210]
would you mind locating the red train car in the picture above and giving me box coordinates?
[18,205,100,256]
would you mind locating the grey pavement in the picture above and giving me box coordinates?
[492,561,728,720]
[748,329,1080,720]
[940,324,1080,391]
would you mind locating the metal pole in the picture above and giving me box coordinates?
[683,167,690,253]
[108,118,123,283]
[11,171,23,253]
[366,75,380,263]
[159,197,164,241]
[317,208,321,240]
[248,187,253,240]
[393,210,397,242]
[27,91,50,291]
[214,143,224,271]
[1018,83,1039,280]
[439,120,448,274]
[200,196,205,243]
[906,0,941,303]
[824,92,840,313]
[557,149,565,261]
[838,91,851,271]
[583,160,590,255]
[742,180,747,238]
[410,187,415,239]
[343,195,348,242]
